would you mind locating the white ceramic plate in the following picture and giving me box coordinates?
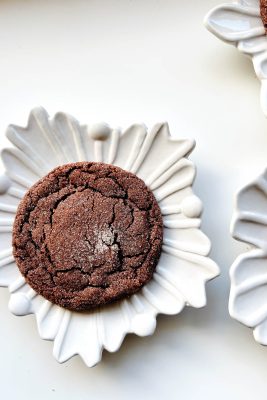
[0,107,219,366]
[205,0,267,344]
[230,169,267,344]
[204,0,267,116]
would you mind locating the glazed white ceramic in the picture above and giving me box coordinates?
[204,0,267,116]
[0,107,219,366]
[205,0,267,344]
[230,169,267,344]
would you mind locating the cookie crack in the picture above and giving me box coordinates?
[13,162,163,310]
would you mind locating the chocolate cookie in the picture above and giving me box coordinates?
[12,162,163,311]
[260,0,267,32]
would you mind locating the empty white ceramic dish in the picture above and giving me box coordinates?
[205,0,267,344]
[230,169,267,344]
[204,0,267,116]
[0,107,219,366]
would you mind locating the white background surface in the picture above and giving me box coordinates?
[0,0,267,399]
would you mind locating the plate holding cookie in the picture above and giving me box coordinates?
[0,108,219,366]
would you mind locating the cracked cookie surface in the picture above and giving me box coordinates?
[12,162,163,311]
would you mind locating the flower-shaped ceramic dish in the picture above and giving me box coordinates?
[0,107,219,366]
[204,0,267,115]
[205,1,267,343]
[230,169,267,344]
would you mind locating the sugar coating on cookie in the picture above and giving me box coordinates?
[12,162,163,311]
